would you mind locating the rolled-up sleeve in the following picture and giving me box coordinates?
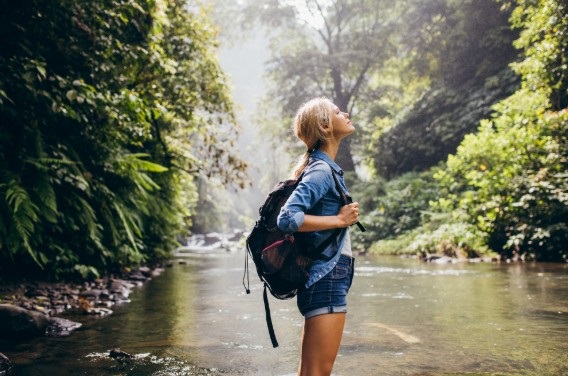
[277,209,305,233]
[276,162,332,233]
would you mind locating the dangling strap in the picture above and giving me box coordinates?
[242,247,250,294]
[263,284,279,348]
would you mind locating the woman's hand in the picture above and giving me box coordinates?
[297,202,361,232]
[337,202,360,228]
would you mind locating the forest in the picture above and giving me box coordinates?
[0,0,566,280]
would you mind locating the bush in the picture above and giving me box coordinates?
[423,0,568,262]
[351,170,440,252]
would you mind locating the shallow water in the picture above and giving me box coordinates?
[1,251,567,375]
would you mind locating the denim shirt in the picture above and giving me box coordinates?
[276,150,349,288]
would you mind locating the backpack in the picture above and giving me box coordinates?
[243,161,343,347]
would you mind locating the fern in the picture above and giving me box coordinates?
[114,152,167,192]
[27,160,59,224]
[112,200,142,258]
[24,157,78,170]
[72,193,100,242]
[1,174,42,266]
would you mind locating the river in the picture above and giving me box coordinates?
[1,250,567,375]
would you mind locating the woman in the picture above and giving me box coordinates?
[277,97,360,376]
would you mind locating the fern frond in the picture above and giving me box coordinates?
[112,201,141,254]
[31,167,59,223]
[1,176,42,266]
[5,178,39,237]
[72,193,100,240]
[118,153,168,173]
[115,153,166,192]
[24,157,77,171]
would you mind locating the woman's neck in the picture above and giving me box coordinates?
[320,140,339,161]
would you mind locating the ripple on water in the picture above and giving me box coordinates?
[356,265,475,277]
[360,292,413,299]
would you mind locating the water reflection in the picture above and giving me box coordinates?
[1,252,566,375]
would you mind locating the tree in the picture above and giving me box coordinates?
[0,0,246,278]
[432,0,567,261]
[370,0,520,178]
[243,0,407,171]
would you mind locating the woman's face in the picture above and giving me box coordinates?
[331,105,355,139]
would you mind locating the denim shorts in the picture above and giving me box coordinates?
[297,255,355,319]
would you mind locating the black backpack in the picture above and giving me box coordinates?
[242,162,346,347]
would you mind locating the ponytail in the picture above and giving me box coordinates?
[291,152,311,179]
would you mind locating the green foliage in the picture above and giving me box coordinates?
[369,219,496,259]
[350,170,440,251]
[508,0,568,110]
[370,0,520,178]
[430,0,568,261]
[407,222,491,259]
[0,0,247,279]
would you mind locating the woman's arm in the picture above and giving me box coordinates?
[298,202,359,232]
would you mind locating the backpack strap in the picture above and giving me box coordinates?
[301,166,347,259]
[263,283,279,347]
[331,170,366,232]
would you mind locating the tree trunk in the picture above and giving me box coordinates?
[336,137,355,171]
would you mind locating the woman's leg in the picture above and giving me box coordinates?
[298,312,346,376]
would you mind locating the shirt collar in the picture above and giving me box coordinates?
[309,150,344,176]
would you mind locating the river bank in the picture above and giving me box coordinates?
[0,265,167,374]
[0,266,165,320]
[0,231,242,374]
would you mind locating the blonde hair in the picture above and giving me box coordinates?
[291,97,334,178]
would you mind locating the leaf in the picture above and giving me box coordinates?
[112,201,140,254]
[36,65,46,79]
[66,90,78,101]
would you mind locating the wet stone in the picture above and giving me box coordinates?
[0,304,50,339]
[45,317,82,337]
[138,266,151,277]
[79,289,102,299]
[25,287,48,298]
[84,307,113,316]
[109,348,132,359]
[0,352,13,375]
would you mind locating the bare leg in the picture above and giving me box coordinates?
[298,313,346,376]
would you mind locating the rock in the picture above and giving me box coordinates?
[0,304,50,339]
[83,307,113,316]
[424,255,458,263]
[25,287,49,298]
[45,317,82,337]
[151,268,164,277]
[127,271,147,282]
[109,280,130,301]
[109,348,132,359]
[0,352,13,375]
[79,289,102,300]
[138,266,151,277]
